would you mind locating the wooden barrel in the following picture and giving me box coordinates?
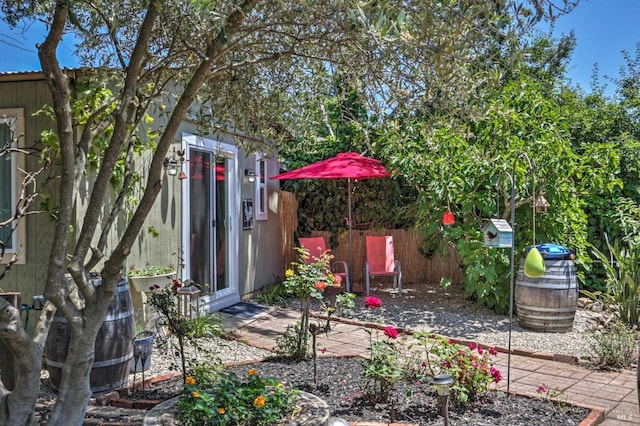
[515,259,578,332]
[45,275,134,395]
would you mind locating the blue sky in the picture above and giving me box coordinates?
[0,1,638,94]
[549,0,640,93]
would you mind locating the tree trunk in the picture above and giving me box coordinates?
[0,299,51,426]
[46,278,117,426]
[46,328,95,425]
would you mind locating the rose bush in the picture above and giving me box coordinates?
[148,279,222,380]
[360,298,407,404]
[276,247,341,359]
[414,333,502,405]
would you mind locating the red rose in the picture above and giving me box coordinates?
[365,296,382,308]
[383,325,398,339]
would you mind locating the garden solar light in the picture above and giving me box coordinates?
[431,373,454,426]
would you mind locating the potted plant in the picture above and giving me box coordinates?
[127,265,176,293]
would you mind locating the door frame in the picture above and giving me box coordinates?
[181,133,240,312]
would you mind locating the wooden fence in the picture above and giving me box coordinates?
[279,191,462,291]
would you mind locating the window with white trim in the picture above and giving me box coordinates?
[255,157,268,220]
[0,108,26,264]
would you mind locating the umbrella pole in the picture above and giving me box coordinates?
[348,178,353,293]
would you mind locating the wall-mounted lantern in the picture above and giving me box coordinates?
[244,168,257,184]
[163,157,180,177]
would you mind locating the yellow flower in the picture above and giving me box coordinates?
[247,368,258,376]
[253,395,266,407]
[285,269,294,278]
[184,376,196,385]
[217,407,225,415]
[192,390,200,398]
[276,382,285,389]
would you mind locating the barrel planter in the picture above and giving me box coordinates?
[45,275,134,395]
[515,258,578,332]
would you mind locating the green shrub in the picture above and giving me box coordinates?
[590,238,640,327]
[254,281,290,307]
[587,322,636,369]
[177,368,298,426]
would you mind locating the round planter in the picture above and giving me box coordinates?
[144,390,330,426]
[129,272,176,293]
[45,275,134,395]
[515,258,578,332]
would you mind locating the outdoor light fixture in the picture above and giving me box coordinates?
[245,168,257,183]
[431,373,454,426]
[163,157,180,177]
[442,209,455,226]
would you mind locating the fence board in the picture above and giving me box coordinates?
[279,191,462,290]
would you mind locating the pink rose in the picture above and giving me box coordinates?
[383,325,399,339]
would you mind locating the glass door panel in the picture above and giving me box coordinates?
[214,157,228,292]
[189,149,212,292]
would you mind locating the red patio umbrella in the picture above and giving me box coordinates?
[271,152,392,284]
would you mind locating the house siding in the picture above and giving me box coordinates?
[0,78,60,317]
[0,72,282,323]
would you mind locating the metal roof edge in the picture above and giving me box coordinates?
[0,68,85,83]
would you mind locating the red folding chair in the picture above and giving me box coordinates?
[298,237,350,293]
[365,235,402,296]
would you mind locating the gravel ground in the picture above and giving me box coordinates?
[291,281,602,361]
[342,286,598,360]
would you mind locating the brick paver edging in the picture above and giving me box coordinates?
[311,312,581,365]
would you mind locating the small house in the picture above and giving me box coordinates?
[0,70,283,319]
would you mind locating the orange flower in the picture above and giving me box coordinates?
[254,395,266,407]
[333,275,342,284]
[184,376,196,385]
[247,368,258,376]
[192,390,200,398]
[217,407,225,415]
[314,281,326,290]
